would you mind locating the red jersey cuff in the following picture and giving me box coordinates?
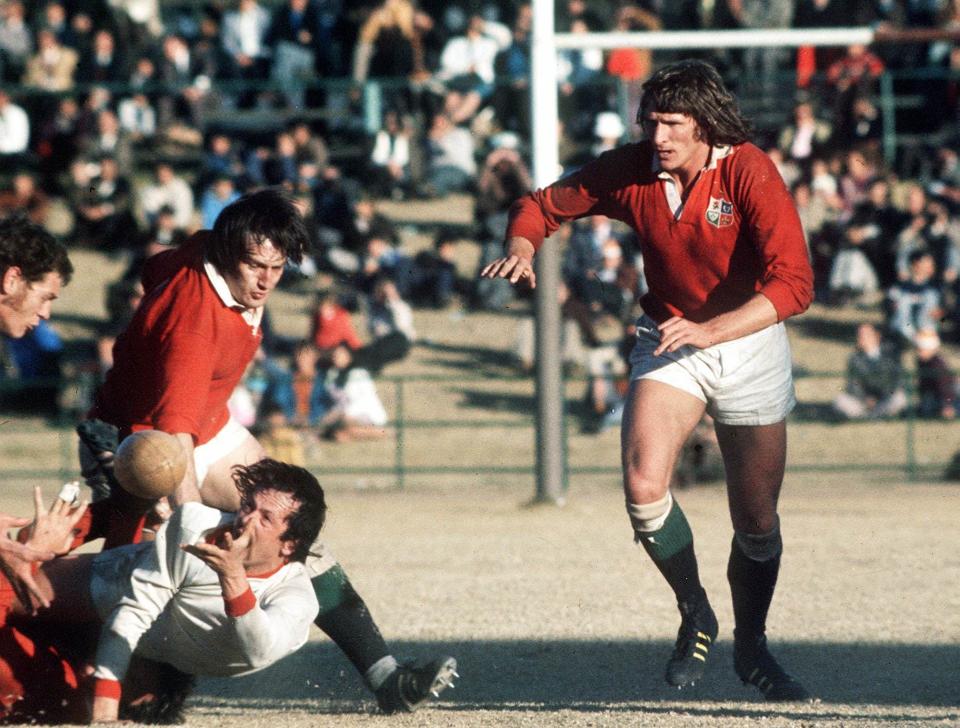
[224,586,256,617]
[93,678,122,701]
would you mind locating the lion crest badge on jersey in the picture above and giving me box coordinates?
[705,195,734,228]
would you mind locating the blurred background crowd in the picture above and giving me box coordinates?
[1,0,959,467]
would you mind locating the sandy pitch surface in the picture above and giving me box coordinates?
[6,473,957,727]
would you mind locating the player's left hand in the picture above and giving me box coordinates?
[655,316,716,355]
[181,519,251,581]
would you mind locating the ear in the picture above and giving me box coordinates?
[279,539,296,559]
[1,266,23,296]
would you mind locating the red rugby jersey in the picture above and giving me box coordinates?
[507,141,814,324]
[93,232,262,444]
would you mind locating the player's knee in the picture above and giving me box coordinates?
[733,516,782,561]
[625,491,672,537]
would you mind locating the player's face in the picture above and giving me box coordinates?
[642,110,710,181]
[223,239,287,310]
[235,488,300,568]
[0,269,62,339]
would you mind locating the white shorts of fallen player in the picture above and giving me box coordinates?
[628,314,796,427]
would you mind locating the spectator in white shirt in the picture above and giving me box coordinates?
[0,89,29,156]
[139,161,195,230]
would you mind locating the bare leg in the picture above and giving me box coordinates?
[621,380,717,687]
[715,420,786,535]
[1,553,98,623]
[198,432,266,512]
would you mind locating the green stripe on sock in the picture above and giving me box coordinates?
[311,563,351,612]
[638,499,693,561]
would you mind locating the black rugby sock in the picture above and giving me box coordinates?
[727,535,781,640]
[312,564,391,676]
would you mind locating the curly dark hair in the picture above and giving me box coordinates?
[205,188,309,276]
[0,213,73,284]
[637,59,752,146]
[232,458,326,563]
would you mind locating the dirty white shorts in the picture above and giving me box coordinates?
[628,314,796,426]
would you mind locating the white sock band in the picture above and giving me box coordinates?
[364,655,399,691]
[627,491,673,533]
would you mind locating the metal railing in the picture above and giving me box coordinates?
[0,371,954,488]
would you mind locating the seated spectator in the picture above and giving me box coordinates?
[604,5,659,121]
[592,111,626,158]
[838,146,880,220]
[258,403,307,464]
[368,109,412,199]
[844,94,882,150]
[341,193,399,258]
[826,44,884,141]
[76,29,127,84]
[778,100,833,167]
[79,109,134,177]
[409,230,458,308]
[1,318,63,415]
[117,92,157,141]
[557,17,606,137]
[71,155,137,253]
[436,11,508,125]
[671,414,725,489]
[842,177,904,289]
[157,33,216,130]
[578,238,641,321]
[310,291,363,357]
[0,89,30,162]
[0,172,49,225]
[317,344,389,442]
[0,1,32,84]
[356,235,415,299]
[201,133,246,190]
[420,112,476,197]
[832,322,908,420]
[888,250,943,347]
[139,162,195,230]
[914,328,957,419]
[263,340,327,428]
[200,175,242,230]
[22,29,78,91]
[290,120,329,171]
[491,5,532,136]
[141,205,188,257]
[475,134,532,241]
[356,277,415,373]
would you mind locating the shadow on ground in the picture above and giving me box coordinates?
[195,639,960,716]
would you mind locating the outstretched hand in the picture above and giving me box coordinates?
[0,487,88,612]
[26,485,89,557]
[479,236,537,288]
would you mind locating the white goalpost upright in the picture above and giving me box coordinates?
[527,15,877,503]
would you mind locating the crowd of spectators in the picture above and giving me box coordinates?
[0,0,959,455]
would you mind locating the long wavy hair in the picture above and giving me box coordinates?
[637,59,752,146]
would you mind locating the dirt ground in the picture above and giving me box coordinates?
[3,474,958,728]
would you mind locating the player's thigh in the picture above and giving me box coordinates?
[621,378,706,502]
[199,432,266,512]
[34,554,99,622]
[715,419,786,534]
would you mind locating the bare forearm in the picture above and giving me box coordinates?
[170,433,201,507]
[702,294,779,346]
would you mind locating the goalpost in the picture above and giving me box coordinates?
[527,3,878,503]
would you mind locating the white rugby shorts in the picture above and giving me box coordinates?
[628,314,796,426]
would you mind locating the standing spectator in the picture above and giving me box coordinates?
[492,4,532,135]
[222,0,272,108]
[826,44,884,140]
[22,29,78,91]
[832,322,908,420]
[157,33,217,130]
[714,0,794,99]
[605,5,660,122]
[914,327,957,419]
[139,162,195,230]
[265,0,323,110]
[351,0,426,113]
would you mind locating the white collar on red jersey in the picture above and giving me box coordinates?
[652,143,734,178]
[203,259,264,329]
